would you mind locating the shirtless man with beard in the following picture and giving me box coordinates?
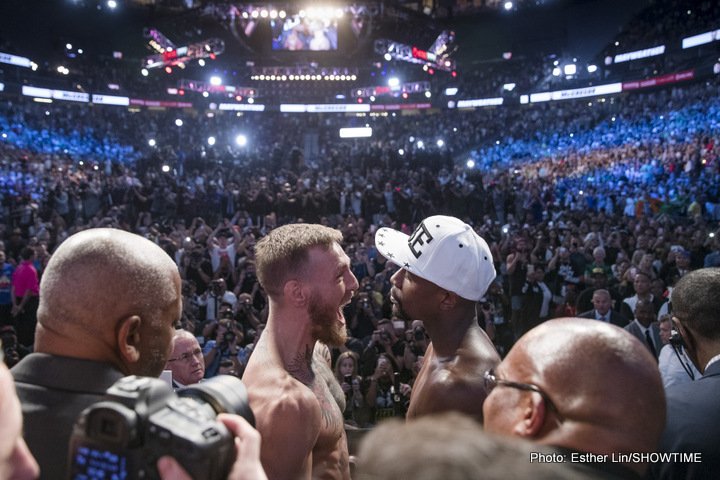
[375,215,500,423]
[242,224,359,480]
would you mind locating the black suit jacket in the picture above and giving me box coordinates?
[12,353,124,480]
[624,321,662,358]
[651,361,720,479]
[577,309,629,328]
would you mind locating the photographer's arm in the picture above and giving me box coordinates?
[402,343,417,373]
[506,252,521,274]
[207,222,222,249]
[157,415,268,480]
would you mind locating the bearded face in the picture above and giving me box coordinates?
[308,289,348,347]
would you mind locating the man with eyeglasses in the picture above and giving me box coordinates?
[166,329,205,388]
[483,318,665,479]
[651,268,720,480]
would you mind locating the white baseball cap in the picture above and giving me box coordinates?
[375,215,496,301]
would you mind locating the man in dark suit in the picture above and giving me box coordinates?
[651,268,720,479]
[10,229,183,480]
[624,298,662,359]
[577,289,628,327]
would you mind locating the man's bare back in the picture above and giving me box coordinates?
[243,337,350,480]
[406,327,499,423]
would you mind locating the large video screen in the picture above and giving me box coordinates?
[271,15,338,51]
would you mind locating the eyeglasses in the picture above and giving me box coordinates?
[168,348,203,363]
[484,369,564,422]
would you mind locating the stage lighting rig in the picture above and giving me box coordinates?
[375,39,455,72]
[179,79,257,98]
[143,32,224,70]
[352,80,431,99]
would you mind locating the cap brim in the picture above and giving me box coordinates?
[375,227,417,270]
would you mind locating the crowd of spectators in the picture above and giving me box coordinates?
[1,74,719,427]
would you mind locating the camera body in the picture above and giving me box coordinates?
[68,375,254,480]
[223,331,236,345]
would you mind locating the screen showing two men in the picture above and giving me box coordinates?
[271,15,338,51]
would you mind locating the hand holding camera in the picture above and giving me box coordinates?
[341,375,353,394]
[68,375,255,480]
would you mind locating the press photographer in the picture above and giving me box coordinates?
[203,318,243,378]
[200,279,238,323]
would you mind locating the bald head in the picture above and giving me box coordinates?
[36,228,181,376]
[483,318,665,474]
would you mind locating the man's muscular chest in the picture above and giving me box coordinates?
[309,361,346,444]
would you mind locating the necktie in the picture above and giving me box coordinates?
[599,314,607,322]
[645,329,657,357]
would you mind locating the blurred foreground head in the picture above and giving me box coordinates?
[483,318,665,475]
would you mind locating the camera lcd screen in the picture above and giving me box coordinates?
[70,445,129,480]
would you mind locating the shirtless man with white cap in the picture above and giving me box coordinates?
[375,215,500,423]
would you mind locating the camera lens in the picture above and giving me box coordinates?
[178,375,255,428]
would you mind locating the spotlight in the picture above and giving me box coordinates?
[279,10,286,18]
[587,64,598,73]
[175,119,183,127]
[210,76,222,86]
[504,1,513,10]
[398,148,405,156]
[384,53,392,61]
[107,0,117,9]
[66,43,73,50]
[248,98,255,104]
[202,91,209,98]
[436,139,444,148]
[207,136,216,146]
[466,159,476,169]
[388,77,400,87]
[148,139,156,147]
[161,165,171,173]
[198,59,206,67]
[235,134,247,146]
[425,91,432,98]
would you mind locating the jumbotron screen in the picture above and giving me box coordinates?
[271,15,338,51]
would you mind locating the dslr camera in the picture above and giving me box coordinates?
[68,375,255,480]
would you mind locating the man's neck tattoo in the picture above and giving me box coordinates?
[287,344,314,384]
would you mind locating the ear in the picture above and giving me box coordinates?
[512,393,546,438]
[117,315,142,367]
[438,290,459,311]
[283,279,309,307]
[677,322,701,373]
